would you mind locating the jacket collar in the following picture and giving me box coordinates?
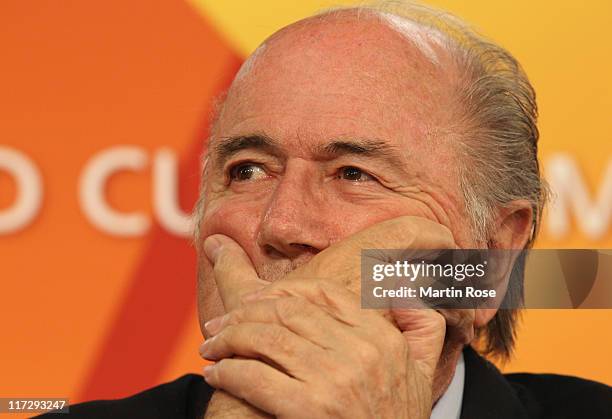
[460,346,538,419]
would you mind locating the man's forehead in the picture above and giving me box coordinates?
[253,10,446,71]
[232,12,446,91]
[212,10,457,157]
[243,15,449,96]
[209,104,431,165]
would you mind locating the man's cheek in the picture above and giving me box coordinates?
[199,198,264,247]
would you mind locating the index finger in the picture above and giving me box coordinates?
[297,215,458,283]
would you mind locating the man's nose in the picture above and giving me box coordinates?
[257,168,331,259]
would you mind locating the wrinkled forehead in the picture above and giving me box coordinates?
[214,11,457,150]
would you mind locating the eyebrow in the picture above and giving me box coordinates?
[212,134,280,165]
[210,134,407,172]
[318,139,407,174]
[320,139,402,161]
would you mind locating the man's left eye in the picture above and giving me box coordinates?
[338,166,375,182]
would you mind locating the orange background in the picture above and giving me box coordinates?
[0,0,610,414]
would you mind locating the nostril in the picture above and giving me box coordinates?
[290,243,320,254]
[263,244,286,259]
[262,243,321,259]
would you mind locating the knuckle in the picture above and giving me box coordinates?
[221,322,237,336]
[312,281,343,307]
[311,281,329,303]
[225,309,243,326]
[261,324,289,348]
[240,362,260,385]
[336,370,357,390]
[267,287,289,298]
[274,296,310,323]
[314,280,334,298]
[249,324,295,357]
[329,368,364,408]
[216,324,236,347]
[239,293,254,306]
[311,388,343,417]
[245,378,273,403]
[231,362,263,401]
[213,359,229,383]
[354,341,381,365]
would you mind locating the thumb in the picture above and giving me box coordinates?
[204,234,268,311]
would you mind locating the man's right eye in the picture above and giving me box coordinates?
[229,163,268,182]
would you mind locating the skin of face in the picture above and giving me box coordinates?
[196,12,485,401]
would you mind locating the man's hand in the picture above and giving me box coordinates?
[200,216,471,418]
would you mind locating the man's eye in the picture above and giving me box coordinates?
[338,166,375,182]
[229,163,268,181]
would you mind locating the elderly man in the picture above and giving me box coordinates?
[44,2,611,419]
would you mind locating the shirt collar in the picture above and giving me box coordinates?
[430,352,465,419]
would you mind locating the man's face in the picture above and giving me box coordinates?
[197,16,475,327]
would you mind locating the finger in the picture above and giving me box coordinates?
[355,215,458,249]
[242,281,401,356]
[200,322,325,381]
[204,358,305,417]
[391,308,446,379]
[436,308,475,345]
[204,234,269,311]
[243,278,389,331]
[207,296,359,350]
[296,216,458,284]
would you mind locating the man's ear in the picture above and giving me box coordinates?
[489,200,534,250]
[475,200,534,328]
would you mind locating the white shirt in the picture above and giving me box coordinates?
[430,352,465,419]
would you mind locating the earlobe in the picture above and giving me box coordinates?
[474,308,497,328]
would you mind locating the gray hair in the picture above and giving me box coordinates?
[194,1,549,359]
[339,1,548,358]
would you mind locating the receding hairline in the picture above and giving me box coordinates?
[231,5,458,85]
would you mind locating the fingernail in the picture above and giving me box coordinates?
[199,339,213,357]
[203,236,223,263]
[203,364,215,379]
[204,316,224,336]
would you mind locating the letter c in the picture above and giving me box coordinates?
[79,146,149,236]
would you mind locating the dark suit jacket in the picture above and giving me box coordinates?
[39,347,612,418]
